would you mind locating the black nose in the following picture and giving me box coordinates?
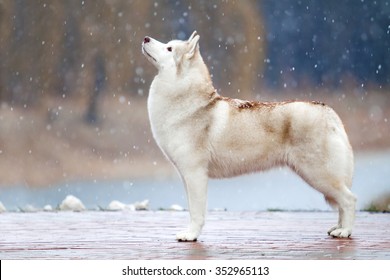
[144,37,150,43]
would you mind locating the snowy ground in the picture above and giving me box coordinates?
[0,150,389,212]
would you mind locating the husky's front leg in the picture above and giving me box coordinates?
[176,168,208,242]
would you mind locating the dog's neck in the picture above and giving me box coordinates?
[185,55,215,95]
[154,56,215,99]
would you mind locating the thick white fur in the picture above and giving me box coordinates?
[142,31,356,241]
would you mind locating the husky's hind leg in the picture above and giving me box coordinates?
[299,170,356,237]
[325,187,356,237]
[290,140,356,238]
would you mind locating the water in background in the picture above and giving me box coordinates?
[1,150,389,212]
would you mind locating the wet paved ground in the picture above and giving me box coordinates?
[0,211,389,259]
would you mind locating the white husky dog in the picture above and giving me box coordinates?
[142,31,356,241]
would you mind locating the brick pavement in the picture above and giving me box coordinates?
[0,211,389,259]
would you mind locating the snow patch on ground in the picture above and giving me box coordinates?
[59,195,86,211]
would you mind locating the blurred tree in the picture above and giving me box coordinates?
[188,0,266,98]
[0,1,61,104]
[84,53,106,125]
[56,1,82,97]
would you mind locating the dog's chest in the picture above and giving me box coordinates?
[147,88,193,149]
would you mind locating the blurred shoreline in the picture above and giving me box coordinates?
[0,149,389,212]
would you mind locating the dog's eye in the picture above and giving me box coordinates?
[167,47,172,52]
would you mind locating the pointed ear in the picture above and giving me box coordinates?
[187,34,200,59]
[188,31,197,41]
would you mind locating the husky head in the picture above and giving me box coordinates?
[142,31,201,75]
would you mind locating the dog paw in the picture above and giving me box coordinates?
[176,231,198,242]
[328,228,352,238]
[327,225,341,235]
